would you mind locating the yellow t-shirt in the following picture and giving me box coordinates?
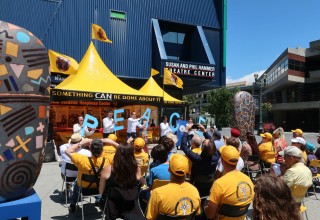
[258,141,276,164]
[188,148,202,174]
[134,151,149,166]
[102,145,116,163]
[209,171,254,220]
[302,151,307,164]
[71,153,110,188]
[146,182,201,220]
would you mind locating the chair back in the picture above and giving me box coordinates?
[64,162,78,182]
[218,203,250,217]
[310,159,320,168]
[247,155,260,162]
[152,179,170,190]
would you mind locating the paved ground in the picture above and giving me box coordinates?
[33,128,320,219]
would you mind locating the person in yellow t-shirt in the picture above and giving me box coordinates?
[132,137,149,166]
[101,133,118,163]
[258,132,276,168]
[66,138,118,213]
[187,135,202,174]
[204,146,254,220]
[146,154,201,219]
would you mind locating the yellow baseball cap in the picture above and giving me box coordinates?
[291,128,303,135]
[221,145,239,165]
[260,132,272,140]
[134,137,145,149]
[107,134,117,142]
[169,154,189,176]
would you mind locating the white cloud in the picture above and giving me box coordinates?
[226,70,266,85]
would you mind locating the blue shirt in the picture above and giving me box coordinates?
[147,163,170,186]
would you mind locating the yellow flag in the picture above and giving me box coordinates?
[48,50,79,74]
[163,68,183,89]
[91,24,112,43]
[151,68,159,76]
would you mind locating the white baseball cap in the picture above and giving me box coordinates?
[290,137,306,145]
[279,146,302,158]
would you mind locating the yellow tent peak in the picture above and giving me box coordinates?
[140,77,184,104]
[55,42,141,95]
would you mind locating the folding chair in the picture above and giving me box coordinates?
[77,157,105,220]
[245,155,262,182]
[218,203,250,219]
[309,159,320,200]
[147,130,154,143]
[300,200,309,220]
[61,162,78,206]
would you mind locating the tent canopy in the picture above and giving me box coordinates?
[139,77,184,104]
[52,42,162,104]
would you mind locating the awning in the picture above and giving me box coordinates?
[139,76,185,104]
[51,42,162,104]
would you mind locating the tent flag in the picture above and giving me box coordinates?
[163,68,183,89]
[48,50,79,74]
[91,24,112,43]
[151,68,159,76]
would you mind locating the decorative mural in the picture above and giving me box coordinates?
[0,21,50,202]
[232,91,255,140]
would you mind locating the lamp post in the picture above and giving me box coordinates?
[254,73,265,135]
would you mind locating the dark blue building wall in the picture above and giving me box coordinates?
[1,0,225,89]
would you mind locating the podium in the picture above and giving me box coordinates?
[0,188,41,220]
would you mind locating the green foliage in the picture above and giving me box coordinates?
[206,87,240,127]
[262,102,272,112]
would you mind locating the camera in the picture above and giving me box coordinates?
[192,124,200,129]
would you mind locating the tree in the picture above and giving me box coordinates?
[206,87,240,127]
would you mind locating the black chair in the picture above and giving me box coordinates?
[218,203,250,218]
[244,155,262,182]
[77,174,101,220]
[61,162,78,205]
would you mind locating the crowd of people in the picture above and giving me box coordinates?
[58,113,320,220]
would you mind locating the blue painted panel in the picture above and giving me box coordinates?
[0,0,224,87]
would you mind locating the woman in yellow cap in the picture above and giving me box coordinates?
[258,132,276,170]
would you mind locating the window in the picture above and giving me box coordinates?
[163,32,185,44]
[288,59,305,72]
[110,10,126,20]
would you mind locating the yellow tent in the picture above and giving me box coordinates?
[51,42,162,104]
[139,76,184,104]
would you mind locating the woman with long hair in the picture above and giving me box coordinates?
[99,144,144,220]
[240,132,259,171]
[273,127,288,164]
[253,175,300,220]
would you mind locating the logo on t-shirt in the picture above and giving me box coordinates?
[236,181,253,202]
[176,197,193,215]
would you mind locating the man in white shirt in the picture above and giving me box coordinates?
[73,116,95,137]
[102,110,114,138]
[160,115,172,137]
[60,133,92,195]
[126,111,143,140]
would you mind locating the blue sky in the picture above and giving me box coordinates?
[226,0,320,84]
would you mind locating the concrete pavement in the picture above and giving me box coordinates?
[33,127,320,219]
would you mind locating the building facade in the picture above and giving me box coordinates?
[256,39,320,132]
[0,0,226,96]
